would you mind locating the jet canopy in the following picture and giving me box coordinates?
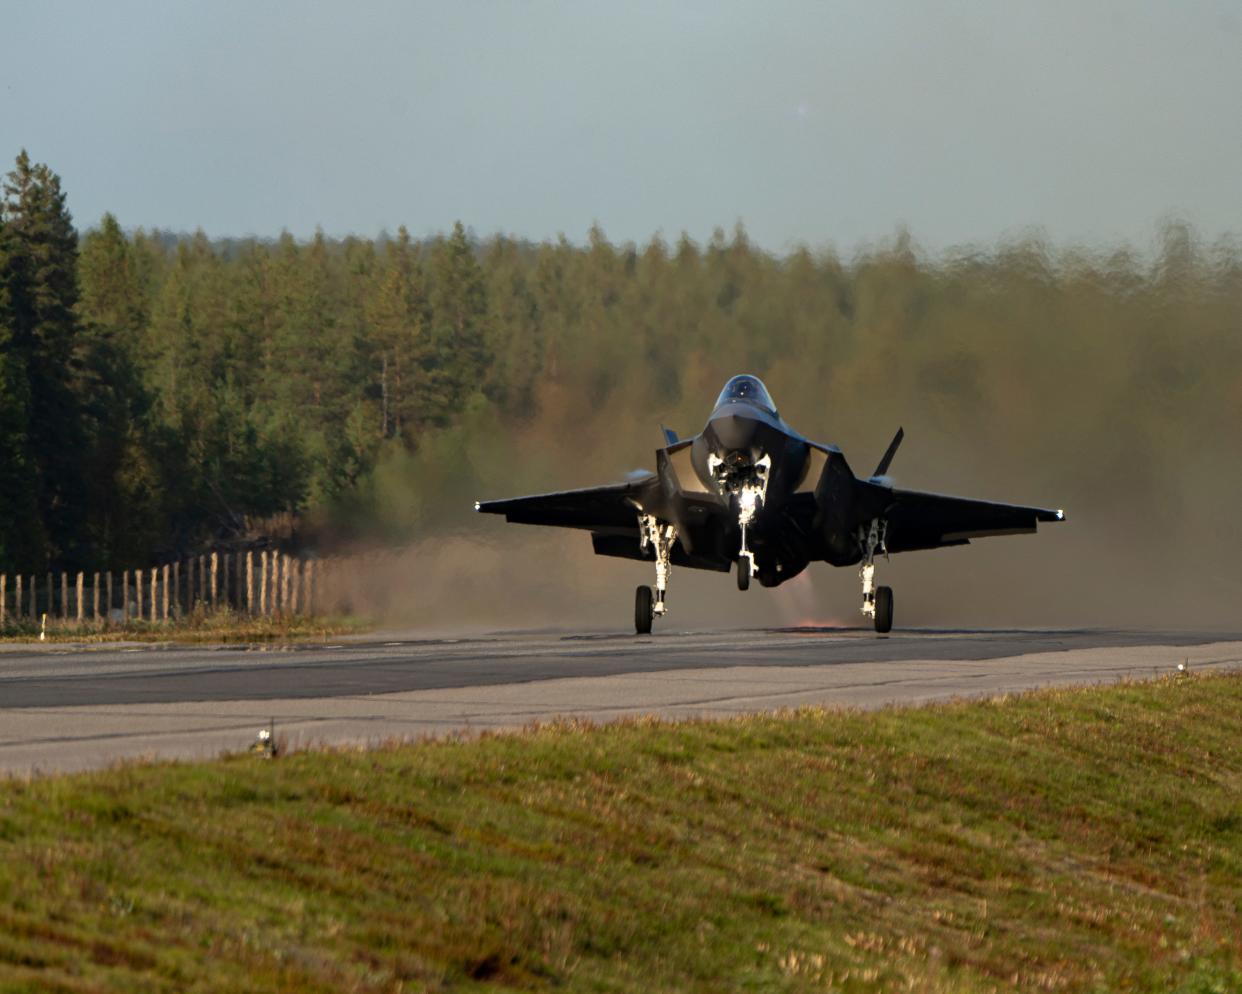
[715,375,777,414]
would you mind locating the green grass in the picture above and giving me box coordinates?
[1,673,1240,992]
[0,611,370,644]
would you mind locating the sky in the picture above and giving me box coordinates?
[3,0,1241,254]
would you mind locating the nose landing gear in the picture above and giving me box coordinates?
[859,519,894,634]
[736,553,751,591]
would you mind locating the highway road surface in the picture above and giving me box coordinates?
[1,627,1239,775]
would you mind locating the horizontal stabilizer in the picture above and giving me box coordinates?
[661,425,679,445]
[872,427,904,479]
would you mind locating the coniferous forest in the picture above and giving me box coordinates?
[1,150,1239,624]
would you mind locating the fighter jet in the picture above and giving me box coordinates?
[475,374,1064,634]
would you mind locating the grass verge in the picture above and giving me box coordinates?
[0,673,1240,992]
[0,612,370,644]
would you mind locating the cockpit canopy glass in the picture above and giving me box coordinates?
[715,375,777,414]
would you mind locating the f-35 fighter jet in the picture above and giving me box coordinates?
[476,375,1064,634]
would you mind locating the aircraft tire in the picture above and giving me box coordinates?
[736,559,751,592]
[874,586,894,634]
[635,585,653,635]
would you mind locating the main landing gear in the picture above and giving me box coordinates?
[860,518,894,634]
[635,514,676,635]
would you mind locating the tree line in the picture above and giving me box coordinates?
[1,150,1239,580]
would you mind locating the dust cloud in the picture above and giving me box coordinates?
[328,226,1242,634]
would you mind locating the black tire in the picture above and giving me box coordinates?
[635,585,653,634]
[736,558,751,592]
[874,586,894,634]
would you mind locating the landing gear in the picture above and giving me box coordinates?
[708,452,771,597]
[637,514,676,633]
[635,585,653,634]
[736,555,751,591]
[859,518,894,634]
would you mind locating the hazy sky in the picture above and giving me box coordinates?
[4,1,1241,253]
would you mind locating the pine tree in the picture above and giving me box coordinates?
[0,211,43,569]
[76,213,166,565]
[1,151,88,567]
[426,221,488,424]
[365,226,429,441]
[482,235,541,417]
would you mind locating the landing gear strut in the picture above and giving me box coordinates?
[734,462,768,594]
[637,514,676,634]
[859,519,894,634]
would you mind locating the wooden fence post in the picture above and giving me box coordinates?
[272,551,281,617]
[210,551,218,610]
[76,572,84,624]
[106,571,113,622]
[121,570,130,622]
[270,552,280,617]
[60,572,67,620]
[15,575,21,622]
[245,551,254,615]
[162,564,170,621]
[291,559,302,615]
[270,552,278,617]
[92,572,100,621]
[135,569,144,622]
[171,561,180,618]
[305,560,316,615]
[0,574,6,627]
[266,553,275,617]
[259,551,268,616]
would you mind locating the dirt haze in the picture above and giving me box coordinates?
[333,228,1242,634]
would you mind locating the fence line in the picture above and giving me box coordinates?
[0,549,371,628]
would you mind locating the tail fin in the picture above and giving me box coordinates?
[661,425,679,446]
[871,427,904,479]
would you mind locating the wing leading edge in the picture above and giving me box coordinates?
[475,476,656,535]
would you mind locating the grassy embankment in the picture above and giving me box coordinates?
[0,673,1240,992]
[0,612,370,644]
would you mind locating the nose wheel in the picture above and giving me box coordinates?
[736,553,752,591]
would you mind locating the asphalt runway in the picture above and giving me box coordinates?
[1,627,1240,775]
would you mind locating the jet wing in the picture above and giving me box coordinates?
[878,486,1064,553]
[475,476,655,534]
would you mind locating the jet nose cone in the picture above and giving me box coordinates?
[710,413,759,453]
